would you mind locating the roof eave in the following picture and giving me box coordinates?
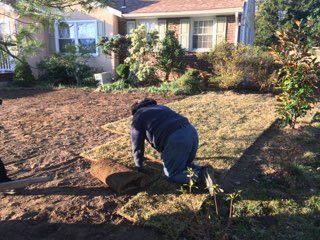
[122,7,243,19]
[105,6,122,17]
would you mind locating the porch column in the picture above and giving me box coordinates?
[235,12,239,45]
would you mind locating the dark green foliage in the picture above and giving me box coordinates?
[37,47,95,86]
[99,80,132,92]
[13,59,35,86]
[116,64,130,80]
[156,30,186,80]
[177,69,203,95]
[270,22,319,128]
[200,43,277,91]
[255,0,320,47]
[147,82,180,96]
[99,35,131,60]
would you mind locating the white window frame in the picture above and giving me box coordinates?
[54,20,99,56]
[126,20,136,34]
[136,19,158,32]
[0,18,11,40]
[190,17,217,52]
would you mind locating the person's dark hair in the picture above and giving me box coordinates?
[131,98,157,115]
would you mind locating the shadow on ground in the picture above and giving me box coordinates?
[0,89,54,100]
[0,219,163,240]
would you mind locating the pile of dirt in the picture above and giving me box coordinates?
[0,88,182,240]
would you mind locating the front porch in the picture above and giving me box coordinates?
[0,51,14,85]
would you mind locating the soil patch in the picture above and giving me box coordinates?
[0,88,182,240]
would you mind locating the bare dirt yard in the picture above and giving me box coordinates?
[0,88,182,240]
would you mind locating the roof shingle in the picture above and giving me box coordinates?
[114,0,245,14]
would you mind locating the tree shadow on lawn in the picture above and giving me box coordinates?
[0,219,163,240]
[142,206,319,239]
[143,112,320,239]
[0,88,53,100]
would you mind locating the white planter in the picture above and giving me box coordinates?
[94,72,112,85]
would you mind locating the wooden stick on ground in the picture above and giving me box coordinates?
[0,176,52,192]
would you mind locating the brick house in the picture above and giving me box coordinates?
[0,0,255,80]
[114,0,255,52]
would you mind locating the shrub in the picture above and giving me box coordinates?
[270,21,320,128]
[136,63,157,85]
[156,30,186,80]
[99,80,132,92]
[13,59,35,86]
[177,69,204,95]
[124,25,158,83]
[38,47,95,86]
[116,64,130,80]
[147,81,180,96]
[99,34,131,60]
[200,43,277,91]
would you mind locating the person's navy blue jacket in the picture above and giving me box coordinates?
[131,102,189,168]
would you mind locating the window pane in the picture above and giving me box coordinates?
[78,22,96,38]
[192,20,213,49]
[193,36,199,49]
[0,23,5,40]
[58,23,75,38]
[137,19,157,31]
[79,39,96,54]
[59,39,75,52]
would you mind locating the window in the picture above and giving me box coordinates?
[192,20,213,50]
[57,21,98,54]
[0,21,9,40]
[136,19,158,32]
[126,21,136,34]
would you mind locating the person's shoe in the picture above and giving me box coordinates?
[200,165,216,196]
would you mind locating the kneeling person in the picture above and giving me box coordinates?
[130,98,215,191]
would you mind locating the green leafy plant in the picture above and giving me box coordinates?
[124,25,158,83]
[13,59,35,86]
[147,81,180,96]
[270,21,320,128]
[99,34,131,60]
[177,69,204,95]
[38,46,95,86]
[98,80,132,92]
[156,30,186,80]
[116,64,130,80]
[255,0,320,47]
[207,184,224,217]
[226,190,242,218]
[183,167,198,194]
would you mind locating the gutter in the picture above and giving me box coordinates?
[121,7,243,19]
[105,6,122,17]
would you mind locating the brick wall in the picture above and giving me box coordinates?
[226,15,237,44]
[118,19,126,35]
[167,18,180,38]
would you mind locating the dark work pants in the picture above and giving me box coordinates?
[161,124,203,184]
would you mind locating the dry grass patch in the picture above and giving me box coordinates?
[81,91,278,237]
[99,92,277,171]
